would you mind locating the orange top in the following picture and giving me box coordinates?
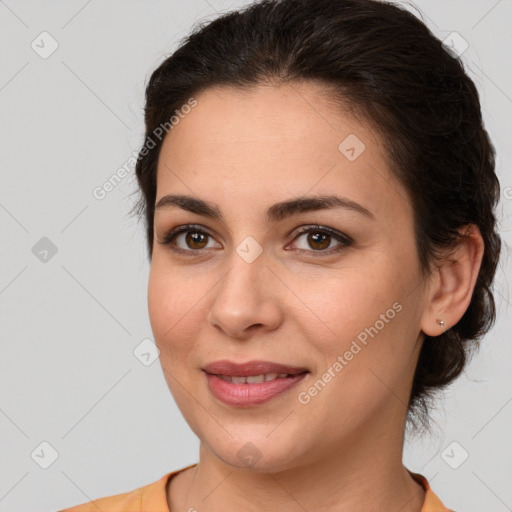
[59,464,453,512]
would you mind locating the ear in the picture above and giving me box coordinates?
[420,224,485,337]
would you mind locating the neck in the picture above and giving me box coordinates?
[168,406,426,512]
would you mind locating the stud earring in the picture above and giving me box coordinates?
[436,319,444,327]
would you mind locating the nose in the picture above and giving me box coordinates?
[207,250,283,340]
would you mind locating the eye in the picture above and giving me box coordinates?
[288,225,352,256]
[157,224,220,254]
[157,223,352,257]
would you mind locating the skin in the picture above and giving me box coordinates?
[147,81,484,512]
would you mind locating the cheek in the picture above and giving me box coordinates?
[293,260,415,408]
[147,262,200,354]
[147,264,203,409]
[294,264,397,349]
[301,276,419,420]
[148,265,173,341]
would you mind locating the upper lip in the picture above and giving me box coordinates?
[202,360,309,377]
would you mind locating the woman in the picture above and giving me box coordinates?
[61,0,502,510]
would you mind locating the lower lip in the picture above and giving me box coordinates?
[205,372,308,407]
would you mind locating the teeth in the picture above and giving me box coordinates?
[246,374,265,384]
[218,373,291,383]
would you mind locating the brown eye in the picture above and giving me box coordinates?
[290,226,352,256]
[158,224,221,254]
[184,231,208,249]
[158,224,352,257]
[306,232,331,250]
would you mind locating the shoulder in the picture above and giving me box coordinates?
[58,475,167,512]
[59,485,145,512]
[408,470,455,512]
[59,464,198,512]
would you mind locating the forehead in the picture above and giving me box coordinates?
[155,82,408,221]
[160,82,381,160]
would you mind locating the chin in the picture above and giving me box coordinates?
[204,433,305,473]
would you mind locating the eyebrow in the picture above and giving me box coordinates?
[154,194,375,222]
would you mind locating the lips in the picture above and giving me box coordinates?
[202,360,310,406]
[202,359,309,378]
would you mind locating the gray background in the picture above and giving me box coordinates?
[0,1,511,511]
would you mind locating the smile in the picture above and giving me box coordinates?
[216,373,293,383]
[205,371,309,406]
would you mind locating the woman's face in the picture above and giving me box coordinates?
[148,82,430,471]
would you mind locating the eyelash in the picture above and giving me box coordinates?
[157,224,353,257]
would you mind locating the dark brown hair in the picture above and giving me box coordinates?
[132,0,502,434]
